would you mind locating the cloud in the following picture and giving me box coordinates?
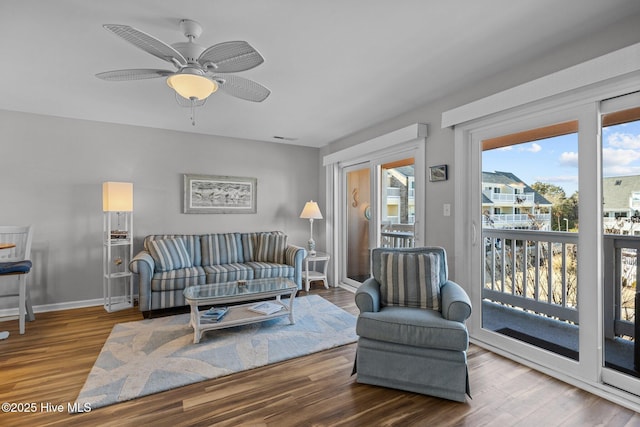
[517,142,542,153]
[559,151,578,167]
[603,147,640,167]
[607,132,640,149]
[536,175,577,184]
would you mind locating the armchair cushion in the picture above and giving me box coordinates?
[380,252,440,310]
[148,238,193,272]
[356,306,468,352]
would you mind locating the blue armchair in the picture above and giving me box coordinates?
[354,247,472,402]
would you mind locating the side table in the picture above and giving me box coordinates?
[302,251,330,292]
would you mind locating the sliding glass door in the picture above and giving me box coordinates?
[339,154,423,288]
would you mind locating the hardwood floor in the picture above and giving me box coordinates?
[1,286,639,426]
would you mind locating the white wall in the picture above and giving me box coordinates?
[0,111,319,309]
[320,12,640,281]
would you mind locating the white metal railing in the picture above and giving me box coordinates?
[484,214,551,228]
[387,187,400,197]
[484,192,535,204]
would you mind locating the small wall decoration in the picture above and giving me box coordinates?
[429,165,448,182]
[184,174,257,214]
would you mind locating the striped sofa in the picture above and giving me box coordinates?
[129,231,306,317]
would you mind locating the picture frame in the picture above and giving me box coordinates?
[183,174,257,214]
[429,165,448,182]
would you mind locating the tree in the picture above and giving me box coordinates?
[531,182,578,231]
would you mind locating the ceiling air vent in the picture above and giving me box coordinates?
[273,136,298,142]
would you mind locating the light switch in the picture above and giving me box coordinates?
[443,203,451,217]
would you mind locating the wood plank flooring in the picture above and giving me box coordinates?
[1,286,639,426]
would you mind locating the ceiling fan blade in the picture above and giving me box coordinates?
[103,24,187,66]
[199,41,264,73]
[215,74,270,102]
[95,69,174,81]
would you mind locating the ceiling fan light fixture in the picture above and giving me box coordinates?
[166,73,218,101]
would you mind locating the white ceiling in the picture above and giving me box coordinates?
[2,1,640,148]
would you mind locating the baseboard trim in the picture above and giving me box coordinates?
[0,295,139,317]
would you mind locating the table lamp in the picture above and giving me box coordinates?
[300,200,323,255]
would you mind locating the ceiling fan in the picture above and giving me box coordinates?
[96,19,270,124]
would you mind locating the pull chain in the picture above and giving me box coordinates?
[190,97,197,126]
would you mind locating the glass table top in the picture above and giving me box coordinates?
[183,277,296,301]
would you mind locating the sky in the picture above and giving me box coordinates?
[482,119,640,197]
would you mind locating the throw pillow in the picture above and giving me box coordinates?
[380,252,440,310]
[255,233,287,264]
[148,237,193,272]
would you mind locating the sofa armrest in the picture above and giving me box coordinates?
[440,280,472,323]
[355,277,381,313]
[285,244,307,289]
[129,251,155,312]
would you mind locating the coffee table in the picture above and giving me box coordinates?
[183,277,297,343]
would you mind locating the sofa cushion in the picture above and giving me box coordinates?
[148,238,193,272]
[380,252,440,310]
[255,233,287,264]
[150,266,206,291]
[246,261,294,280]
[241,231,285,262]
[201,233,243,266]
[145,234,201,266]
[356,306,468,352]
[204,263,254,283]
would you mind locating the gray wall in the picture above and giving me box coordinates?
[320,13,640,280]
[0,111,319,309]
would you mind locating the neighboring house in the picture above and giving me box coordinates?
[382,165,415,225]
[603,175,640,235]
[482,171,552,230]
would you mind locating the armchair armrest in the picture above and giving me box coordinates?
[355,277,381,313]
[440,280,472,323]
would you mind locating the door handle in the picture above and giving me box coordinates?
[472,222,477,246]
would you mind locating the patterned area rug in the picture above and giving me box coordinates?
[74,295,357,410]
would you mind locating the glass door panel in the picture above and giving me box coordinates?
[380,158,416,248]
[481,121,580,360]
[601,102,640,378]
[345,165,371,284]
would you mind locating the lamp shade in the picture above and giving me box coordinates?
[166,73,218,101]
[103,182,133,212]
[300,201,323,219]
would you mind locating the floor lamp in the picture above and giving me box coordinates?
[300,200,323,256]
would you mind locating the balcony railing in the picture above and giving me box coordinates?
[484,228,638,362]
[381,224,415,248]
[484,213,551,229]
[484,192,535,204]
[483,229,578,324]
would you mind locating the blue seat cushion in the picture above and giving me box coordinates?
[0,260,32,274]
[356,306,468,352]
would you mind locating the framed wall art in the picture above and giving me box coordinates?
[183,174,257,214]
[429,165,448,182]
